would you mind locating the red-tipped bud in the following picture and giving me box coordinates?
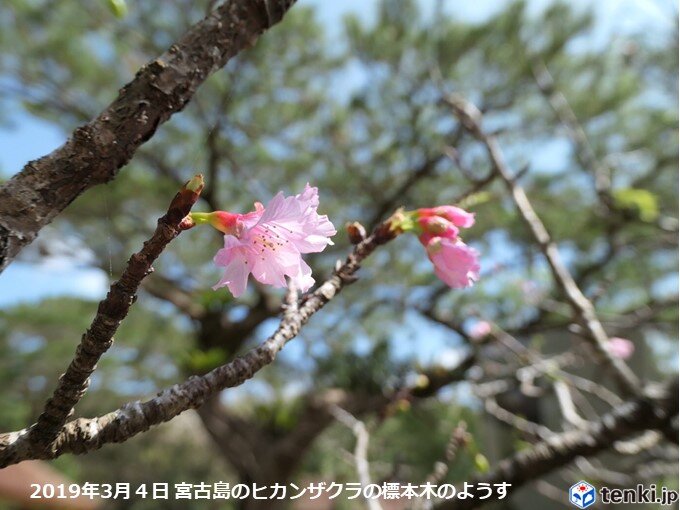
[209,212,244,236]
[189,211,244,236]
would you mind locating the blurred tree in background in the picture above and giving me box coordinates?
[0,1,677,509]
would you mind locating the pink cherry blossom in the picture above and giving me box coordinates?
[212,184,336,297]
[606,337,635,360]
[425,236,480,289]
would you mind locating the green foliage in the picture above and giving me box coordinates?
[0,297,191,430]
[613,187,660,222]
[184,347,228,374]
[0,0,677,505]
[106,0,128,18]
[314,340,408,393]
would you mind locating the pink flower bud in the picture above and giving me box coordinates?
[210,212,245,236]
[607,337,635,360]
[418,216,459,239]
[418,205,475,229]
[469,321,492,339]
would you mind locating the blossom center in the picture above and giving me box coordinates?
[248,225,291,260]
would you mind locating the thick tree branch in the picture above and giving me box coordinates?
[0,217,397,467]
[445,94,641,397]
[436,378,678,510]
[0,0,296,273]
[27,175,204,452]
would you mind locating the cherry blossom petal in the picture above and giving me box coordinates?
[434,205,476,228]
[427,237,480,288]
[212,251,250,297]
[258,185,336,253]
[289,258,315,293]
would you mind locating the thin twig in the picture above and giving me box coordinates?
[330,406,383,510]
[614,430,662,455]
[0,216,398,467]
[435,378,678,510]
[482,398,554,440]
[444,94,641,397]
[532,479,573,508]
[557,371,623,408]
[530,59,612,205]
[414,422,470,510]
[573,457,632,485]
[27,175,204,453]
[553,380,588,429]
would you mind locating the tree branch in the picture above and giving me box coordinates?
[415,422,470,510]
[330,405,383,510]
[436,378,678,510]
[142,275,205,320]
[0,0,297,273]
[27,175,204,453]
[444,94,641,397]
[196,397,268,479]
[0,216,397,467]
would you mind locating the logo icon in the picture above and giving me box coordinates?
[569,481,596,509]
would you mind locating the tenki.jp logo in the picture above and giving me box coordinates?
[569,481,596,509]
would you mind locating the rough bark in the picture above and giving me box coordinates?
[0,0,296,274]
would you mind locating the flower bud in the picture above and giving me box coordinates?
[346,221,367,244]
[433,205,475,228]
[607,337,635,359]
[416,205,475,229]
[189,211,244,236]
[418,215,459,240]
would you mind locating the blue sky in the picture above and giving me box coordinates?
[0,0,674,309]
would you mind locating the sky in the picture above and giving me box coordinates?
[0,0,675,310]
